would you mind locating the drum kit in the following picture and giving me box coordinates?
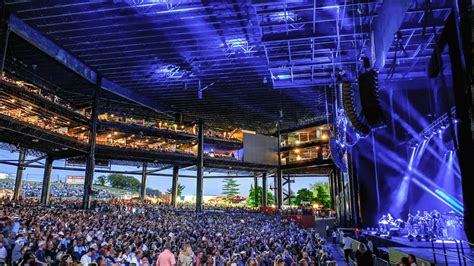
[378,210,464,239]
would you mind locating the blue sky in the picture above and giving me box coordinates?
[0,150,327,196]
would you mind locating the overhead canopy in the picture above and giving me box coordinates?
[1,0,452,131]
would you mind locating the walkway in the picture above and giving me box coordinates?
[327,243,348,265]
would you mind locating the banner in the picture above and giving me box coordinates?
[65,175,85,185]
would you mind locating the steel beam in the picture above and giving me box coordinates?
[262,172,267,207]
[24,155,48,167]
[40,156,53,205]
[140,162,147,201]
[13,148,26,201]
[171,165,179,208]
[0,17,10,75]
[195,118,204,212]
[82,75,101,210]
[7,14,169,116]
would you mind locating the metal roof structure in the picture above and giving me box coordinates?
[0,0,453,133]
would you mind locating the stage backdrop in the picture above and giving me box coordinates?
[243,133,278,166]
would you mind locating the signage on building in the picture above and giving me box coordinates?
[65,175,85,185]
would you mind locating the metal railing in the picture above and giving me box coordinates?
[373,255,392,266]
[430,239,474,265]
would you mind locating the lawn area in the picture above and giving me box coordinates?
[0,178,138,197]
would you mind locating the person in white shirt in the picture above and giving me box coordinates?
[331,231,337,243]
[342,235,353,263]
[0,242,7,263]
[80,248,95,266]
[367,239,374,253]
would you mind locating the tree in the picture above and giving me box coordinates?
[311,182,331,209]
[146,187,162,197]
[246,185,274,207]
[222,178,240,199]
[293,188,314,206]
[106,174,141,191]
[95,175,107,186]
[166,183,185,196]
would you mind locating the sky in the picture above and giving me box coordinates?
[0,149,328,196]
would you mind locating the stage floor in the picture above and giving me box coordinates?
[367,235,474,265]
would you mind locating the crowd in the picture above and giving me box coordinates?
[0,198,335,266]
[0,183,114,199]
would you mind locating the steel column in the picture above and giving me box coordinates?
[254,174,259,207]
[262,172,267,207]
[443,10,473,242]
[40,156,53,205]
[195,118,204,212]
[140,162,147,201]
[276,123,283,209]
[287,174,292,205]
[276,169,283,209]
[273,174,278,206]
[171,165,179,208]
[82,75,102,210]
[13,148,26,201]
[328,170,335,210]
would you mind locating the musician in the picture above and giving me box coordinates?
[407,213,415,235]
[378,215,389,233]
[387,213,394,224]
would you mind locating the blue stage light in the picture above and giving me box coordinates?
[277,74,291,80]
[435,189,464,212]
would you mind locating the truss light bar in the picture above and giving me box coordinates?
[226,38,248,49]
[223,39,255,55]
[154,64,185,79]
[269,11,297,23]
[276,74,291,80]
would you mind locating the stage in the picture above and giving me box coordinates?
[366,235,474,265]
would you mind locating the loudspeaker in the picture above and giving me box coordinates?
[342,70,386,135]
[342,83,370,135]
[358,70,386,128]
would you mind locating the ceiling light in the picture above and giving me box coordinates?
[10,99,15,103]
[32,139,39,143]
[81,127,86,130]
[107,134,112,138]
